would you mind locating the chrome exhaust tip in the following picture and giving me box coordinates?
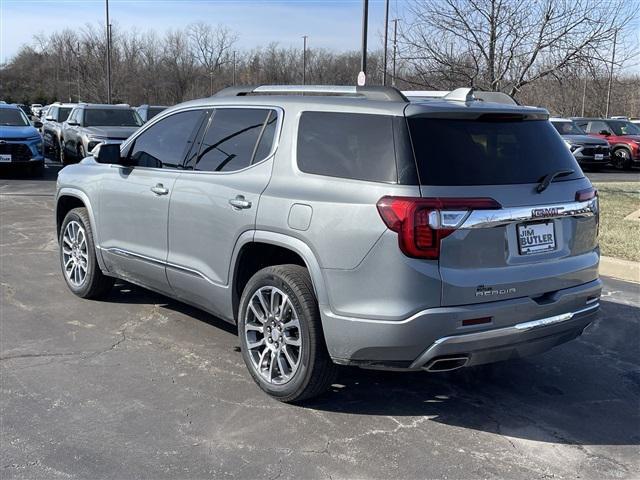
[424,356,469,372]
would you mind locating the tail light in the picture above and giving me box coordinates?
[575,187,597,202]
[377,196,501,259]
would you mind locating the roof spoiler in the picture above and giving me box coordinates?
[402,88,519,106]
[215,85,409,102]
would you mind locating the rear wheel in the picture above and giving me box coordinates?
[59,139,68,165]
[59,207,114,299]
[238,265,338,403]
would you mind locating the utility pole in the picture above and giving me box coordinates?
[359,0,368,83]
[77,42,81,102]
[392,19,398,87]
[232,51,236,86]
[581,69,588,117]
[302,35,308,85]
[382,0,389,85]
[210,71,214,96]
[605,29,617,118]
[105,0,112,104]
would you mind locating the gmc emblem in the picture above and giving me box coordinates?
[531,207,563,218]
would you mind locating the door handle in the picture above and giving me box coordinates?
[150,183,169,196]
[228,195,252,209]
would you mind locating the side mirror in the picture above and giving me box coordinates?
[599,130,611,136]
[45,116,55,122]
[33,121,43,128]
[94,143,123,164]
[67,121,80,126]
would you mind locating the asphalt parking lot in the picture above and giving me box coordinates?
[1,164,639,479]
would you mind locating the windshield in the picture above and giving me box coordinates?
[0,109,29,126]
[84,108,143,127]
[551,121,585,135]
[59,108,72,122]
[609,120,640,136]
[408,117,582,185]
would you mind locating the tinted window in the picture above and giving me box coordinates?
[58,108,72,122]
[551,121,584,135]
[253,110,278,161]
[408,117,581,186]
[609,120,640,135]
[194,108,272,172]
[297,112,397,183]
[586,121,611,135]
[0,109,29,126]
[84,108,142,127]
[148,107,166,120]
[129,110,205,169]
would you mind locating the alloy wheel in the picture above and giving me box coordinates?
[244,286,302,385]
[62,220,88,287]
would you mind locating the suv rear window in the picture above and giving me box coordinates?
[297,112,397,183]
[408,117,582,185]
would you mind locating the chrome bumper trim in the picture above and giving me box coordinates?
[410,303,599,369]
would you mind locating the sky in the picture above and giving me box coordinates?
[0,0,406,63]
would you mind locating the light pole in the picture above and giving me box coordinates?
[105,0,112,104]
[210,71,214,96]
[76,42,81,102]
[232,50,236,86]
[302,35,308,85]
[392,19,399,87]
[360,0,369,83]
[382,0,389,85]
[605,29,617,118]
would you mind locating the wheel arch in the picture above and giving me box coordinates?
[230,231,329,323]
[56,188,106,271]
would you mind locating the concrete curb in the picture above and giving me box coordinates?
[600,256,640,284]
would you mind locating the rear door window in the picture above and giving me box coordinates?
[191,108,275,172]
[296,112,397,183]
[407,117,582,186]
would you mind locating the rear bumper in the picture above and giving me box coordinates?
[322,278,602,370]
[410,303,597,371]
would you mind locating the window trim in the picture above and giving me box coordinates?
[120,104,283,175]
[123,109,210,170]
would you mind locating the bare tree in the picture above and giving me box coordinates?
[401,0,639,97]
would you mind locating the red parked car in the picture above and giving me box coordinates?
[572,117,640,170]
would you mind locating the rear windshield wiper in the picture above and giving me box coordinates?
[536,169,574,193]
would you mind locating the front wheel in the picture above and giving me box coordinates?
[613,148,632,170]
[238,265,338,403]
[59,207,114,298]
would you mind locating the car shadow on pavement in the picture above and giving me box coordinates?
[303,299,640,446]
[96,282,640,447]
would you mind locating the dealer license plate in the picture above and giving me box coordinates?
[0,154,11,162]
[517,221,556,255]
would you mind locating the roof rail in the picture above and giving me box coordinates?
[215,85,408,102]
[402,88,518,105]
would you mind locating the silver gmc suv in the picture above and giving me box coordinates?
[55,85,601,402]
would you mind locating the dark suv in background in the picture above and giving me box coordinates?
[572,117,640,170]
[550,118,610,170]
[42,103,76,162]
[60,104,143,164]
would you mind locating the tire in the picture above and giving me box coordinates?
[59,207,114,299]
[613,148,632,170]
[78,144,86,160]
[60,139,68,165]
[238,265,338,403]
